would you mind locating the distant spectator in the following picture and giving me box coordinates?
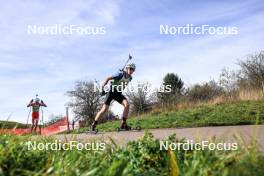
[72,120,75,130]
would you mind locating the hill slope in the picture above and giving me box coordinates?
[0,120,28,129]
[78,100,264,133]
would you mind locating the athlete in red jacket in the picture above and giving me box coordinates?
[27,96,47,133]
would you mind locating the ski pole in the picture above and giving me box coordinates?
[41,106,44,134]
[26,108,31,128]
[120,54,132,71]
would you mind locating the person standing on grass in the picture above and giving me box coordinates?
[91,63,136,131]
[27,95,47,133]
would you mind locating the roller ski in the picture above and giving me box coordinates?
[116,122,141,132]
[87,121,99,134]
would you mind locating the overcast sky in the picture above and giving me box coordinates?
[0,0,263,123]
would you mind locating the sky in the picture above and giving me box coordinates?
[0,0,263,123]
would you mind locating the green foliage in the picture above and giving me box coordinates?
[0,132,263,175]
[163,73,184,94]
[158,73,185,106]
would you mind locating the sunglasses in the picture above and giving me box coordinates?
[129,68,135,71]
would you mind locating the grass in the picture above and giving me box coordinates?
[1,100,264,175]
[0,120,28,129]
[0,132,263,176]
[76,100,264,133]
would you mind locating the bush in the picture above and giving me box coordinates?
[187,80,224,102]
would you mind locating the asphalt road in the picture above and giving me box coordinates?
[54,125,264,151]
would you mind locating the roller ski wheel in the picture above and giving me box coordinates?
[116,125,141,132]
[86,128,98,134]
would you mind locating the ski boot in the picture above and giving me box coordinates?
[116,118,132,132]
[120,122,131,130]
[87,121,98,134]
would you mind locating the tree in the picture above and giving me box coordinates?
[238,51,264,91]
[219,67,239,96]
[158,73,184,106]
[126,82,153,115]
[67,81,101,125]
[163,73,184,94]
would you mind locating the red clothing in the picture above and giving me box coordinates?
[32,111,39,120]
[27,100,47,120]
